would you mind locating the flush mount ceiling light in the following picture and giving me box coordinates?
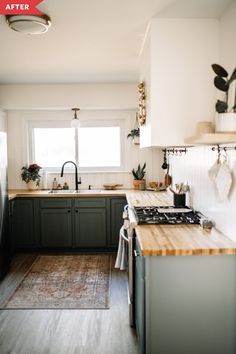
[5,14,51,35]
[71,108,80,128]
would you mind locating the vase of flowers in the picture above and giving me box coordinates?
[21,163,42,190]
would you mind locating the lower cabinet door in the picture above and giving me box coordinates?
[40,209,72,247]
[12,199,36,248]
[74,208,106,247]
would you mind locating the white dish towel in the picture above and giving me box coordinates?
[115,225,127,270]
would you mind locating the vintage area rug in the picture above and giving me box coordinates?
[4,254,111,309]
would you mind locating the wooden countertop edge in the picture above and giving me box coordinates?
[8,189,128,199]
[136,230,236,257]
[139,246,236,257]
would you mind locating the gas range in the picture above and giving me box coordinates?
[133,206,201,225]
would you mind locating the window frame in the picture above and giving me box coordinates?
[29,118,125,173]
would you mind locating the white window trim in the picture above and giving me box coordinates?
[28,119,126,173]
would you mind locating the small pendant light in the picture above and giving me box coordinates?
[71,108,80,128]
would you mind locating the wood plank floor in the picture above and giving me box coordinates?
[0,254,138,354]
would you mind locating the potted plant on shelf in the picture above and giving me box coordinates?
[212,63,236,132]
[132,162,146,190]
[21,163,42,190]
[127,127,140,145]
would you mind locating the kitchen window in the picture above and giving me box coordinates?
[29,120,124,171]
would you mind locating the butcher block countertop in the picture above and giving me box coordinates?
[126,191,236,257]
[8,189,127,200]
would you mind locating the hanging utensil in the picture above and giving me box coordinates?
[164,161,172,187]
[162,149,168,170]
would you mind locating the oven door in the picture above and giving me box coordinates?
[121,226,135,327]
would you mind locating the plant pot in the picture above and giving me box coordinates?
[215,113,236,133]
[133,179,145,190]
[27,181,39,190]
[132,136,140,145]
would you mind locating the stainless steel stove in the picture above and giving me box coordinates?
[133,206,201,225]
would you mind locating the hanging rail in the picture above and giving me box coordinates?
[211,144,236,160]
[211,145,236,153]
[162,148,187,156]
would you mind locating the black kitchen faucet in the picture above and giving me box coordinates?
[60,161,81,191]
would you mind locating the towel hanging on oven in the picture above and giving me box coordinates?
[115,226,128,270]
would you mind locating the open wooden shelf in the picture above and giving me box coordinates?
[184,133,236,145]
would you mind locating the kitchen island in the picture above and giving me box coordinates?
[126,191,236,354]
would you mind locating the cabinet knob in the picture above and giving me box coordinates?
[67,210,71,213]
[75,210,79,213]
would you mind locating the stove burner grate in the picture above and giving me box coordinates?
[133,206,201,225]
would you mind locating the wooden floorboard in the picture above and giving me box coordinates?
[0,254,138,354]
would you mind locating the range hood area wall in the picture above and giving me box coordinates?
[170,145,236,242]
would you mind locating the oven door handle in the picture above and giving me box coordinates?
[134,250,141,257]
[121,229,129,243]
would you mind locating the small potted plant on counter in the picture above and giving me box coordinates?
[132,162,146,190]
[212,63,236,132]
[127,127,140,145]
[21,163,42,190]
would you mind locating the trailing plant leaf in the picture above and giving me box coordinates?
[215,100,228,113]
[212,64,228,78]
[214,76,229,92]
[127,128,140,139]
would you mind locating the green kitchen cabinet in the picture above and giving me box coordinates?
[40,208,72,247]
[74,198,107,247]
[135,238,236,354]
[109,197,127,245]
[39,198,72,248]
[74,208,106,247]
[11,198,39,248]
[135,239,145,354]
[11,196,127,249]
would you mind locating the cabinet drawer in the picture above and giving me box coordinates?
[40,198,72,208]
[74,198,106,208]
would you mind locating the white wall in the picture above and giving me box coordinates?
[170,145,236,241]
[170,3,236,241]
[0,110,6,132]
[0,83,137,110]
[219,1,236,110]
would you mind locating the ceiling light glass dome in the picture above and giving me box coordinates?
[6,14,51,35]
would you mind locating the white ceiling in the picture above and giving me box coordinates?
[0,0,233,84]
